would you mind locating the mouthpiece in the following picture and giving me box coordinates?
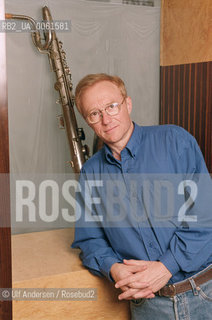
[42,6,53,22]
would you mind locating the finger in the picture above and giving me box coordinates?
[118,288,140,300]
[127,265,147,273]
[115,274,136,288]
[132,290,155,299]
[115,264,147,277]
[119,285,129,292]
[116,279,149,289]
[131,289,154,299]
[128,281,150,289]
[115,272,149,288]
[124,293,154,300]
[118,288,153,301]
[124,259,147,266]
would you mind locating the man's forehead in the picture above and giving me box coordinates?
[87,80,120,93]
[82,81,121,103]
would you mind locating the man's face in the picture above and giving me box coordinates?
[80,81,133,149]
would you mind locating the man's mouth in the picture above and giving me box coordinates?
[104,125,118,133]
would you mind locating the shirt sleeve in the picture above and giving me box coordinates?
[159,127,212,276]
[71,169,122,281]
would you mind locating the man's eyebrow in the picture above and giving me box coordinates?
[88,101,116,112]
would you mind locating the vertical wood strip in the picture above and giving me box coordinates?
[193,64,197,137]
[209,63,212,171]
[0,0,12,319]
[182,64,186,128]
[160,61,212,173]
[174,65,178,124]
[202,63,207,159]
[188,64,191,132]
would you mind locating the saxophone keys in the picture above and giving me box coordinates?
[61,50,66,57]
[56,115,65,129]
[65,67,71,74]
[56,99,61,105]
[54,81,62,91]
[82,145,90,158]
[66,161,74,168]
[77,128,85,140]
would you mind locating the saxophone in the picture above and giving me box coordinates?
[6,6,89,173]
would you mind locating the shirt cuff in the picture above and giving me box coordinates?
[159,249,180,276]
[99,257,122,282]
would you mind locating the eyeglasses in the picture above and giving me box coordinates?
[86,97,126,124]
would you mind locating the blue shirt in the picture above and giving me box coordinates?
[72,123,212,283]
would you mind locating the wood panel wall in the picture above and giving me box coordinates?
[160,0,212,173]
[160,62,212,173]
[0,0,12,319]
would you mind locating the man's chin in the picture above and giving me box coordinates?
[102,137,119,146]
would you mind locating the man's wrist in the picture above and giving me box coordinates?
[110,262,121,282]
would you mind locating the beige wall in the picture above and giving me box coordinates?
[160,0,212,66]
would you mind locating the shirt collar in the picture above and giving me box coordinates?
[104,122,142,163]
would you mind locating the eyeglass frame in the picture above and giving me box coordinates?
[85,96,126,124]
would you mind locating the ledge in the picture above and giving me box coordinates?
[12,228,130,320]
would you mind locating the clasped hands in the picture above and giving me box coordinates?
[110,259,172,300]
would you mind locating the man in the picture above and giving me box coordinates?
[72,73,212,319]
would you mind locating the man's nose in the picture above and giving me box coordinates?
[101,110,111,124]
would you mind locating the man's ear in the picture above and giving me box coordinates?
[126,96,132,114]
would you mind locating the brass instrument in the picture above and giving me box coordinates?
[6,6,89,173]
